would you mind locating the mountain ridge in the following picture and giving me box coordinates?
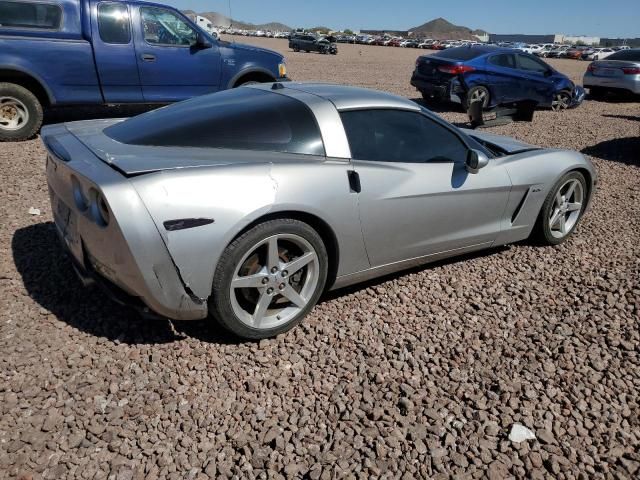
[183,10,291,32]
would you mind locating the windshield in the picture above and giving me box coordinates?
[606,50,640,61]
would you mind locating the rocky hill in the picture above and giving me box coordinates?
[410,17,487,40]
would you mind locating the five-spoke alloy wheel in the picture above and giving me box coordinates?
[551,91,572,111]
[210,219,328,339]
[534,171,588,245]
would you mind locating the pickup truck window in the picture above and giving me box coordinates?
[0,0,62,30]
[98,3,131,44]
[140,7,197,47]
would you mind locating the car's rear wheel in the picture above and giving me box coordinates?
[464,86,490,110]
[551,90,572,111]
[0,83,43,142]
[533,171,587,245]
[210,219,328,339]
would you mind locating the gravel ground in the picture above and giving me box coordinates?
[1,38,639,480]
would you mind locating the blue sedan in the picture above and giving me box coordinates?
[411,46,584,111]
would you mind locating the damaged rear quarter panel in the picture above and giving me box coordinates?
[130,163,278,300]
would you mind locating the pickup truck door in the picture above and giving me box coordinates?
[91,1,144,102]
[132,5,221,102]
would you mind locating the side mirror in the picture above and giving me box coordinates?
[194,32,212,49]
[465,149,489,173]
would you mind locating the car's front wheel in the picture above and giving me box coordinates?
[533,171,588,245]
[551,90,572,111]
[210,219,328,339]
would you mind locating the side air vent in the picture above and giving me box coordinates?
[511,188,530,224]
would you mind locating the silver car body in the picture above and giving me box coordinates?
[583,50,640,94]
[43,83,597,321]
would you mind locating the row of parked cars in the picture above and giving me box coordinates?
[517,44,633,61]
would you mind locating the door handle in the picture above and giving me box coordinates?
[141,53,156,62]
[347,171,361,193]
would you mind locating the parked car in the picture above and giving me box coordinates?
[565,47,589,60]
[289,34,337,54]
[411,46,584,111]
[43,82,596,339]
[583,49,640,97]
[401,40,419,48]
[546,46,571,58]
[0,0,288,141]
[592,48,616,60]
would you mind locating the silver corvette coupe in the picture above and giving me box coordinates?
[43,83,596,339]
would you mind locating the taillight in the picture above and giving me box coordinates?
[587,64,595,72]
[622,67,640,75]
[437,64,475,74]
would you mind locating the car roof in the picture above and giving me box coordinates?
[252,82,421,111]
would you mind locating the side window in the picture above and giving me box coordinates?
[140,7,197,46]
[489,54,516,69]
[340,109,468,164]
[98,3,130,44]
[0,0,62,30]
[517,54,548,73]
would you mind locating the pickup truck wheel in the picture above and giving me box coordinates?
[293,46,300,52]
[0,83,43,142]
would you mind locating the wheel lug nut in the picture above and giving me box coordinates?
[271,267,278,274]
[267,288,274,294]
[261,277,269,284]
[282,270,288,277]
[278,283,285,290]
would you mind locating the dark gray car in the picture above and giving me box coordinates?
[289,34,337,54]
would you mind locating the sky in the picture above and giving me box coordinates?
[163,0,639,38]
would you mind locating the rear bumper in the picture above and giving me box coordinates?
[411,74,464,103]
[583,73,640,94]
[44,126,209,321]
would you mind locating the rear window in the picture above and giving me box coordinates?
[433,47,485,61]
[0,0,62,29]
[606,50,640,61]
[105,88,325,156]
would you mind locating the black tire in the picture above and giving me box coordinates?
[463,86,490,110]
[551,90,572,111]
[532,171,588,246]
[293,46,300,52]
[0,82,43,142]
[209,219,328,339]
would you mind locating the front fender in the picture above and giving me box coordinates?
[226,67,277,89]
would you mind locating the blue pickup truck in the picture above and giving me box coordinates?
[0,0,288,140]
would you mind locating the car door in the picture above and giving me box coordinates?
[341,109,512,267]
[91,1,143,102]
[514,53,555,105]
[132,5,221,102]
[485,53,520,103]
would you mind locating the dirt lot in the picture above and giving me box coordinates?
[1,37,639,480]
